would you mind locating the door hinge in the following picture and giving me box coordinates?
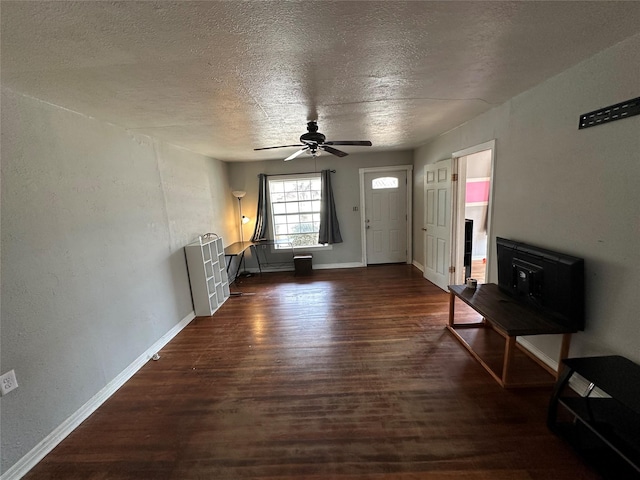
[449,266,455,273]
[452,174,458,182]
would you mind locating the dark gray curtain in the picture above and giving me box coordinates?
[250,174,268,241]
[318,169,343,244]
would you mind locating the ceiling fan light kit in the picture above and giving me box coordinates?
[255,121,372,161]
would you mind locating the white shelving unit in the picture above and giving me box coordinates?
[185,235,230,316]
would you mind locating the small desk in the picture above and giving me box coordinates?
[224,240,296,279]
[224,241,257,282]
[224,241,254,257]
[447,283,577,388]
[252,240,294,271]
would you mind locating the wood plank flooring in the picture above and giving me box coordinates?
[470,260,486,284]
[24,265,600,479]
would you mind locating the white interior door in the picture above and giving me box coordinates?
[364,170,408,264]
[423,159,453,291]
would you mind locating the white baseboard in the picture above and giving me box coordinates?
[517,338,559,372]
[243,262,366,273]
[1,311,196,480]
[517,338,604,397]
[313,262,365,270]
[254,265,293,273]
[248,261,432,273]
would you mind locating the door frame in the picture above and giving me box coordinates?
[359,165,413,266]
[451,140,496,284]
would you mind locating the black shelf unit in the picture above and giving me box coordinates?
[464,219,473,280]
[548,355,640,479]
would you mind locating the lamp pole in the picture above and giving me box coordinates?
[238,197,244,244]
[232,191,247,244]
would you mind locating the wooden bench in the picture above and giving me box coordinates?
[447,283,577,388]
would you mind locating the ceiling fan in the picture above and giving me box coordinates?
[254,121,372,161]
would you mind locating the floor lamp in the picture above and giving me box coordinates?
[232,190,250,243]
[232,190,251,276]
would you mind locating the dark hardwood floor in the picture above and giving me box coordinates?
[25,265,600,479]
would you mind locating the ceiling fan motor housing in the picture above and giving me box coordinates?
[300,120,327,146]
[300,121,325,145]
[300,131,326,144]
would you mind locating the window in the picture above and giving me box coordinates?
[371,176,399,189]
[268,175,323,249]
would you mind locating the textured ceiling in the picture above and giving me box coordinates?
[2,1,640,162]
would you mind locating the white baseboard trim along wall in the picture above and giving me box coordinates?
[518,338,559,373]
[244,262,366,274]
[518,338,602,398]
[1,311,196,480]
[313,262,365,270]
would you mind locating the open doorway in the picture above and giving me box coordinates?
[452,141,495,285]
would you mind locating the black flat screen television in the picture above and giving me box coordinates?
[496,237,585,331]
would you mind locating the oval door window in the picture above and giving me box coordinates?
[372,176,399,189]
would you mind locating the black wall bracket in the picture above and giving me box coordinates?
[578,96,639,129]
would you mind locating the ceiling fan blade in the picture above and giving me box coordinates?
[324,140,372,146]
[254,144,304,151]
[284,147,309,162]
[321,145,348,157]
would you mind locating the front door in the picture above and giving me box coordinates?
[364,170,408,264]
[423,159,452,291]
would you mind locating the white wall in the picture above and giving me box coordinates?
[414,34,640,363]
[227,150,413,269]
[0,88,235,473]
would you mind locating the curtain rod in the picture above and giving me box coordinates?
[259,170,335,178]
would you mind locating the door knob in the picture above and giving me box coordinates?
[422,227,427,231]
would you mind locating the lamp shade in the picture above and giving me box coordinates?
[232,190,246,199]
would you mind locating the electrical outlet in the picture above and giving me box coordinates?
[0,369,19,396]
